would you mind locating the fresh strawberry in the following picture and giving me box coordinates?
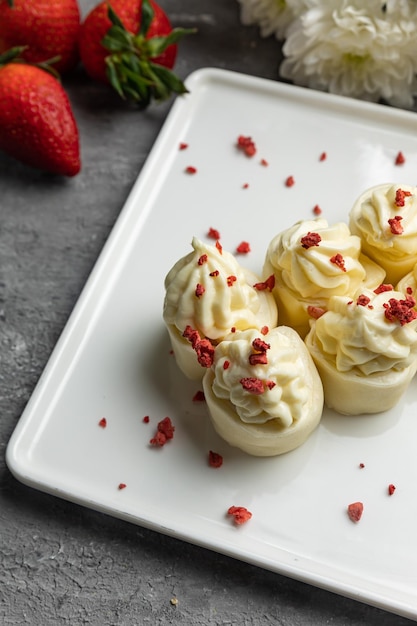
[0,0,81,75]
[79,0,195,107]
[0,48,81,176]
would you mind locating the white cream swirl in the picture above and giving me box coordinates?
[211,328,309,427]
[265,218,366,299]
[163,237,272,341]
[312,289,417,375]
[349,184,417,258]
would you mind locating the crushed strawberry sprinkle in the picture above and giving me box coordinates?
[383,295,417,325]
[395,151,405,165]
[227,505,252,525]
[240,377,265,395]
[242,183,249,189]
[118,483,127,490]
[265,380,276,390]
[223,360,230,370]
[195,283,205,298]
[208,450,223,468]
[98,417,107,428]
[215,240,223,255]
[150,416,175,447]
[252,338,270,352]
[388,215,404,235]
[330,253,346,272]
[394,188,412,207]
[227,275,237,287]
[260,158,269,167]
[319,152,327,161]
[347,501,363,522]
[183,325,200,348]
[143,415,150,423]
[260,326,269,335]
[388,484,396,495]
[236,241,251,254]
[209,270,219,277]
[183,325,215,367]
[208,227,220,240]
[253,274,275,291]
[357,294,370,307]
[359,463,365,469]
[230,326,236,333]
[374,284,393,294]
[185,166,197,174]
[192,390,205,402]
[198,254,208,265]
[407,286,413,295]
[249,352,268,365]
[313,204,322,216]
[285,175,295,187]
[237,135,257,157]
[307,305,326,319]
[179,142,188,150]
[301,232,321,249]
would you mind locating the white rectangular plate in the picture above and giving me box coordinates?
[7,68,417,620]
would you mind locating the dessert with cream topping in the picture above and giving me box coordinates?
[163,237,278,379]
[305,287,417,415]
[263,218,385,338]
[349,183,417,285]
[202,327,323,456]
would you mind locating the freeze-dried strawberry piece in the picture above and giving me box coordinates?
[307,305,326,319]
[208,450,223,468]
[395,151,405,165]
[330,253,346,272]
[237,135,256,157]
[394,188,412,207]
[192,390,205,402]
[208,227,220,240]
[98,417,107,428]
[357,294,370,307]
[383,295,417,325]
[285,175,295,187]
[373,284,393,294]
[253,274,275,292]
[150,417,175,447]
[388,484,396,496]
[236,241,251,254]
[249,352,268,365]
[347,501,363,522]
[252,338,270,353]
[240,377,264,395]
[227,506,252,525]
[388,215,404,235]
[301,232,321,249]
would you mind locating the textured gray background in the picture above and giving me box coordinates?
[0,1,415,624]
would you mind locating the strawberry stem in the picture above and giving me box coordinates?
[102,0,196,106]
[0,46,61,79]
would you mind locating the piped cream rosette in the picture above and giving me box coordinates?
[163,237,278,380]
[263,218,385,339]
[202,327,324,456]
[349,183,417,285]
[305,287,417,415]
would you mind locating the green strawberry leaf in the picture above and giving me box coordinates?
[145,28,197,58]
[139,0,154,37]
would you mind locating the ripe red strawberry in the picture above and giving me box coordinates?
[79,0,195,107]
[0,49,81,176]
[0,0,81,75]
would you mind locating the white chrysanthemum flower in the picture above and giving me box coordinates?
[237,0,311,40]
[280,0,417,107]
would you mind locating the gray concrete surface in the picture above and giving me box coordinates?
[0,1,415,624]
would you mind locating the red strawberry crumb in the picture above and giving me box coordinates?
[285,175,295,187]
[143,415,150,424]
[252,338,270,352]
[359,463,365,469]
[98,417,107,428]
[227,275,237,287]
[347,501,363,522]
[236,241,251,254]
[388,216,404,235]
[395,188,412,207]
[183,327,215,368]
[240,377,264,395]
[313,204,322,216]
[185,166,197,174]
[260,326,269,335]
[249,352,268,365]
[179,142,188,150]
[395,151,405,165]
[208,450,223,468]
[192,390,205,402]
[198,254,208,265]
[307,305,326,319]
[223,360,230,370]
[242,183,249,189]
[237,135,257,157]
[301,232,321,249]
[357,294,370,307]
[388,484,396,495]
[330,253,346,272]
[253,274,275,291]
[209,270,219,277]
[319,152,327,161]
[215,240,223,255]
[265,380,276,390]
[230,327,236,333]
[227,505,252,525]
[383,295,417,325]
[150,416,175,447]
[260,158,268,167]
[208,227,221,240]
[118,483,127,490]
[407,286,414,295]
[195,283,205,298]
[374,284,393,294]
